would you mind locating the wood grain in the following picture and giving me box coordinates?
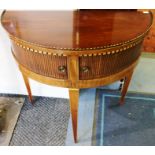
[79,43,142,80]
[69,88,79,143]
[1,10,152,50]
[21,72,33,104]
[119,70,134,105]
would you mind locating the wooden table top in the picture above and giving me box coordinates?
[1,10,153,50]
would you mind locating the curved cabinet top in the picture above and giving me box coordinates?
[1,10,153,52]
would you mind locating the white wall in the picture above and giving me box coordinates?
[0,10,69,98]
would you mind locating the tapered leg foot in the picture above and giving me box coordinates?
[120,71,133,105]
[69,88,79,143]
[21,73,33,104]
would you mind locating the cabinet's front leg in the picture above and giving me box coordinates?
[120,70,134,105]
[21,72,33,104]
[69,88,79,143]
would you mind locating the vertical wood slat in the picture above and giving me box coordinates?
[67,56,79,88]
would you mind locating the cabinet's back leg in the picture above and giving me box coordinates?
[120,70,134,105]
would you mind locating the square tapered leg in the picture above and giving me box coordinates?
[120,70,133,105]
[21,72,33,104]
[69,88,79,143]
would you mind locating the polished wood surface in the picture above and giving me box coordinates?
[1,10,152,50]
[1,10,153,143]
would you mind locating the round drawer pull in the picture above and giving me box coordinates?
[58,65,66,73]
[81,66,90,73]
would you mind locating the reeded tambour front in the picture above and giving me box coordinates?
[79,42,142,80]
[12,42,68,79]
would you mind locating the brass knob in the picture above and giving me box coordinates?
[81,66,89,73]
[58,66,66,73]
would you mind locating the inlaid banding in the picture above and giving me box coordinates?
[12,36,143,57]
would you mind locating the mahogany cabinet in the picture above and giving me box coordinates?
[1,10,153,143]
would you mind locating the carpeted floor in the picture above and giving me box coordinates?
[1,89,155,146]
[9,96,70,146]
[92,89,155,146]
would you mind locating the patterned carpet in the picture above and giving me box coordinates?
[93,89,155,146]
[10,96,70,146]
